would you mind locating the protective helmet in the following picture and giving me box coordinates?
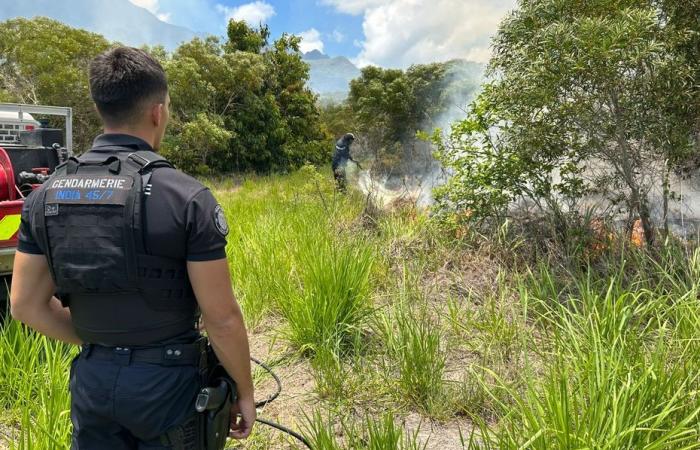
[344,133,355,142]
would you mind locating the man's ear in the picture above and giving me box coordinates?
[151,103,164,128]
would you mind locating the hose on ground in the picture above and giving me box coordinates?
[249,356,312,449]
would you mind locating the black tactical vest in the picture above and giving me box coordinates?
[30,150,198,346]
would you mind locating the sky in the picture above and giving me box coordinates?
[128,0,517,67]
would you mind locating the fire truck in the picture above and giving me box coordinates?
[0,103,72,318]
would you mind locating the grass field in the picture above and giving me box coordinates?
[1,166,699,449]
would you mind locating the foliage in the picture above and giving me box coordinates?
[162,21,329,173]
[434,0,698,245]
[319,102,357,143]
[166,113,233,175]
[0,18,329,174]
[0,17,110,151]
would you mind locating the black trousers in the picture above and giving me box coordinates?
[332,163,347,192]
[70,346,201,449]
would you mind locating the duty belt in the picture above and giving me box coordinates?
[80,342,204,367]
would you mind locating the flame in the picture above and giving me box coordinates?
[631,219,645,247]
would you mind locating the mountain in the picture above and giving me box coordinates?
[303,50,329,61]
[303,51,361,100]
[0,0,199,50]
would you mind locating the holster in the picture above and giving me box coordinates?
[196,340,238,450]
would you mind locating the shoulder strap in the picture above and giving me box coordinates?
[126,151,174,173]
[124,151,174,256]
[61,154,123,175]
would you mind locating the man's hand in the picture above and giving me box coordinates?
[188,259,256,438]
[229,396,256,439]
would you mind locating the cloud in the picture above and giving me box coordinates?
[129,0,160,14]
[129,0,173,23]
[330,29,345,43]
[216,1,276,25]
[323,0,516,67]
[298,28,324,53]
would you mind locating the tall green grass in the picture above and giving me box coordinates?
[278,231,374,355]
[304,410,427,450]
[467,257,700,449]
[0,320,74,449]
[217,167,375,356]
[375,303,445,416]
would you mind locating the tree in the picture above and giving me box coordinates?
[165,113,233,174]
[347,60,481,175]
[435,0,698,245]
[163,21,329,173]
[0,17,110,151]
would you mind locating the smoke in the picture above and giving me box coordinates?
[526,157,700,238]
[357,166,447,208]
[632,168,700,238]
[353,60,483,209]
[433,61,485,132]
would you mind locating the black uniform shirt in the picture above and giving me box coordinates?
[332,136,352,168]
[18,133,228,263]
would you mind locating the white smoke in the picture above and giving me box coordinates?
[357,168,447,208]
[352,62,483,209]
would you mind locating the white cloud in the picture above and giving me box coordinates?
[298,28,324,53]
[129,0,173,23]
[324,0,517,67]
[216,1,276,25]
[129,0,160,14]
[330,29,346,43]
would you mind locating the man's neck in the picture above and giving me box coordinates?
[103,127,156,149]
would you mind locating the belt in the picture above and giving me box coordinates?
[81,341,204,367]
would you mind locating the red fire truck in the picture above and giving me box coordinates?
[0,103,72,318]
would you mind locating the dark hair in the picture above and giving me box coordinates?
[89,47,167,125]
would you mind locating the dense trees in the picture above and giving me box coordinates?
[0,18,328,174]
[160,21,328,173]
[0,18,110,151]
[435,0,699,245]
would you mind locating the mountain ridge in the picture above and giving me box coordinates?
[0,0,199,50]
[302,51,361,98]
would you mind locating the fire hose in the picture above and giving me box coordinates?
[196,356,312,449]
[250,356,312,448]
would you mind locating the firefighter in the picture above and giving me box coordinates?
[10,47,255,449]
[332,133,361,192]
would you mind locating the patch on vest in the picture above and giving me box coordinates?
[45,204,59,216]
[46,175,133,205]
[213,204,229,236]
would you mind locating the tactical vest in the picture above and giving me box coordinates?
[30,149,198,346]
